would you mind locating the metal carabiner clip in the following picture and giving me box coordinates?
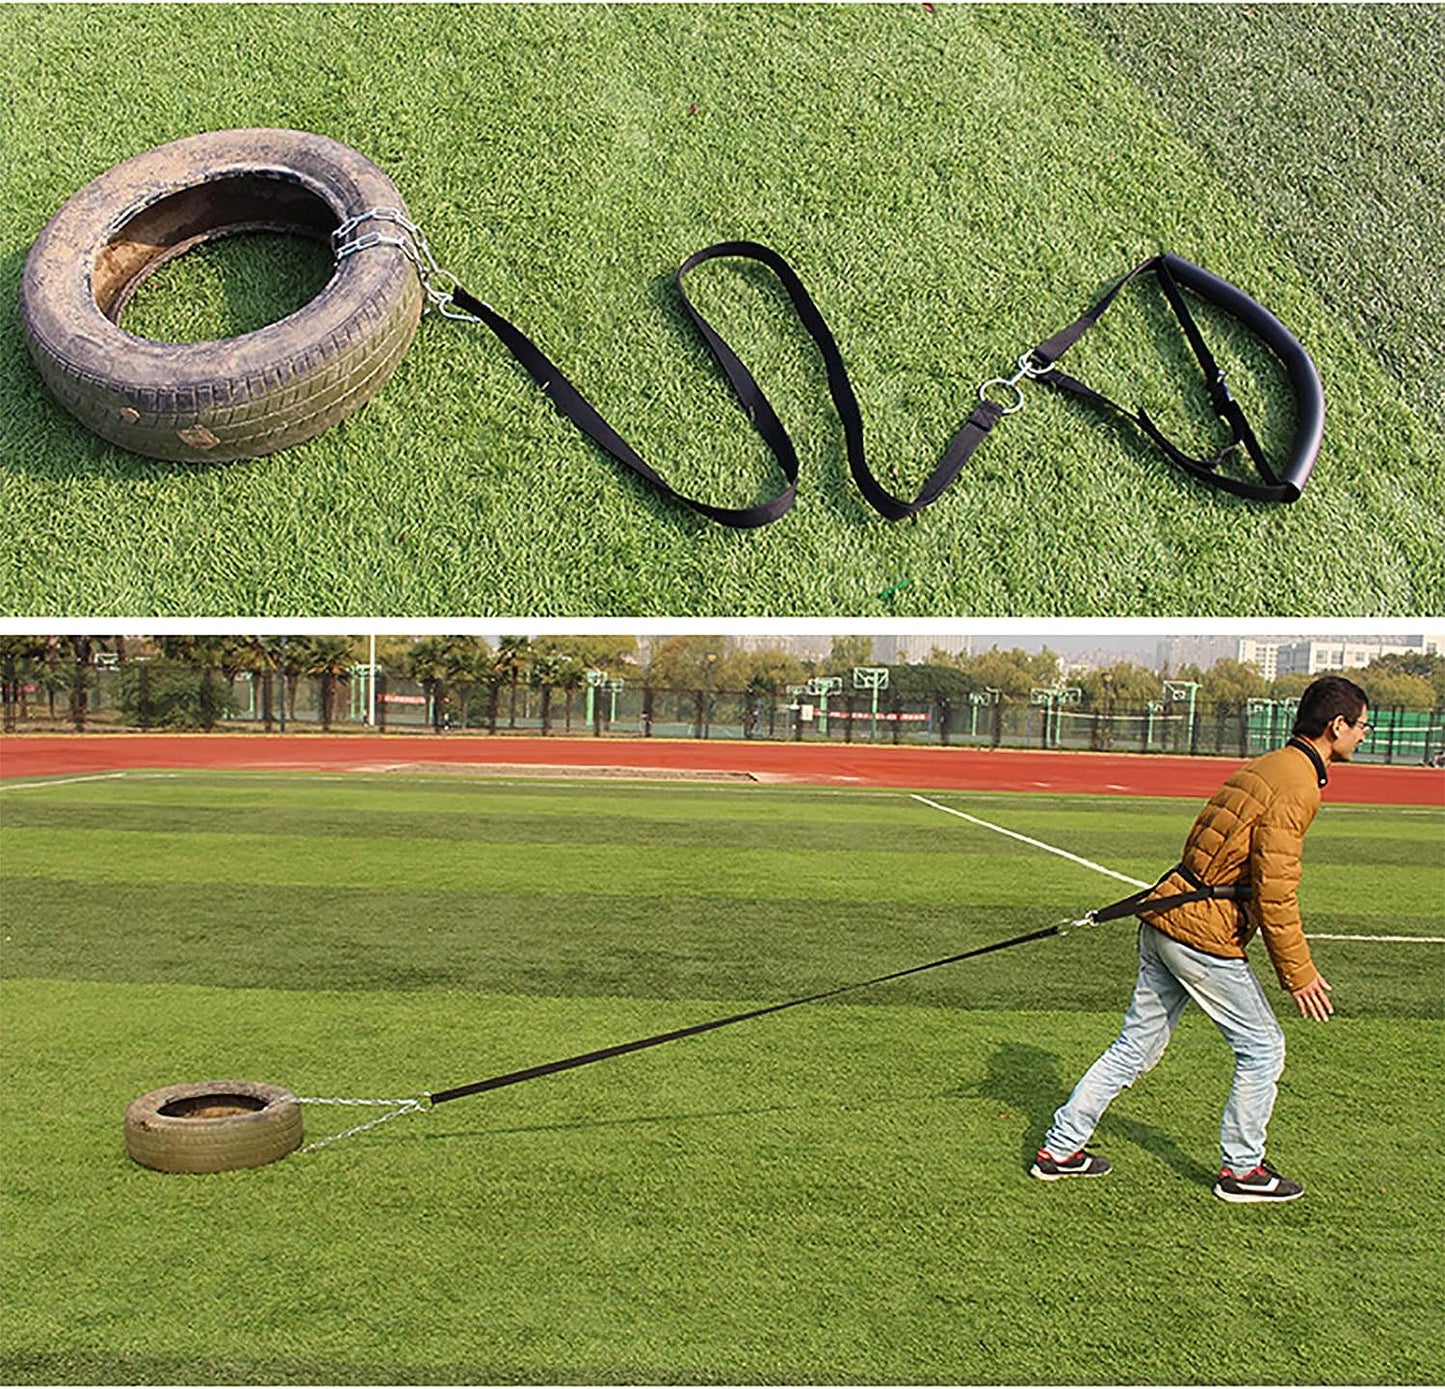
[977,351,1055,414]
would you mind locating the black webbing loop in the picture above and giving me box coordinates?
[451,242,1005,530]
[1089,862,1251,925]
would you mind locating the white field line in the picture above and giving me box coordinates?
[909,793,1151,888]
[1305,934,1445,943]
[0,772,128,792]
[910,793,1445,946]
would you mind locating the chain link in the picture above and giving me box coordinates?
[295,1094,429,1154]
[1054,911,1099,937]
[331,207,485,322]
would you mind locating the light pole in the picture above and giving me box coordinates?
[852,666,890,741]
[702,652,718,739]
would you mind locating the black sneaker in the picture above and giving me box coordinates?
[1029,1148,1111,1181]
[1213,1162,1304,1204]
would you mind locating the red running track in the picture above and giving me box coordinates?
[2,734,1440,805]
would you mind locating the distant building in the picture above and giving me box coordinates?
[1238,639,1282,681]
[1274,636,1430,676]
[872,635,972,665]
[730,634,832,661]
[1156,634,1247,674]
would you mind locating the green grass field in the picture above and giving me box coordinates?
[2,770,1441,1384]
[3,3,1442,617]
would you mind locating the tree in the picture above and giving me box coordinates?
[717,646,809,738]
[300,636,356,730]
[116,660,240,729]
[1356,669,1436,713]
[547,635,640,678]
[819,635,875,675]
[1,635,52,728]
[444,637,496,730]
[65,635,94,729]
[646,636,732,691]
[373,635,422,676]
[547,653,589,732]
[1363,653,1444,708]
[886,663,976,705]
[1268,672,1313,703]
[1077,662,1162,709]
[719,646,808,696]
[1201,658,1268,715]
[966,646,1062,699]
[408,636,456,729]
[927,646,971,670]
[494,636,534,728]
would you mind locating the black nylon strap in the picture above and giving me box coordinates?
[424,862,1251,1108]
[452,241,1005,530]
[427,921,1061,1107]
[446,244,1311,521]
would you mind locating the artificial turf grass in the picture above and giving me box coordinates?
[1070,1,1445,435]
[3,773,1441,1382]
[2,977,1441,1385]
[3,3,1442,616]
[3,774,1441,1019]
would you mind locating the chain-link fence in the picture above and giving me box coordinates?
[5,660,1442,766]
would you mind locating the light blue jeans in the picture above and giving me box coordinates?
[1044,924,1286,1172]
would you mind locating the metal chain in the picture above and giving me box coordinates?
[331,207,484,322]
[295,1094,429,1154]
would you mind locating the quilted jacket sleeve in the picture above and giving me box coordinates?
[1249,784,1320,991]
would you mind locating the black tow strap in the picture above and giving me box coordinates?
[425,865,1248,1107]
[447,246,1318,528]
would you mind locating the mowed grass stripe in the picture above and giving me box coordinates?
[3,978,1441,1384]
[0,876,1137,1011]
[0,798,1196,866]
[11,772,1426,851]
[4,824,1131,905]
[13,772,1434,871]
[3,774,963,824]
[8,875,1440,1020]
[4,817,1431,911]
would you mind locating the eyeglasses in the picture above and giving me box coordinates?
[1347,717,1373,734]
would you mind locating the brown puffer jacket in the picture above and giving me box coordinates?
[1141,740,1324,991]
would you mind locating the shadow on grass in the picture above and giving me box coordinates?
[414,1090,939,1142]
[960,1039,1215,1188]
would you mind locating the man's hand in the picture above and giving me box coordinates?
[1292,973,1334,1021]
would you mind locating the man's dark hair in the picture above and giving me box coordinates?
[1292,675,1368,738]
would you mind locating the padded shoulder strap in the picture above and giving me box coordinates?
[1030,253,1323,503]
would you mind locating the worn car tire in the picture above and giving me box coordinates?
[124,1079,303,1174]
[20,128,423,463]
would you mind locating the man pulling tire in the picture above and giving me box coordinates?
[1031,675,1371,1203]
